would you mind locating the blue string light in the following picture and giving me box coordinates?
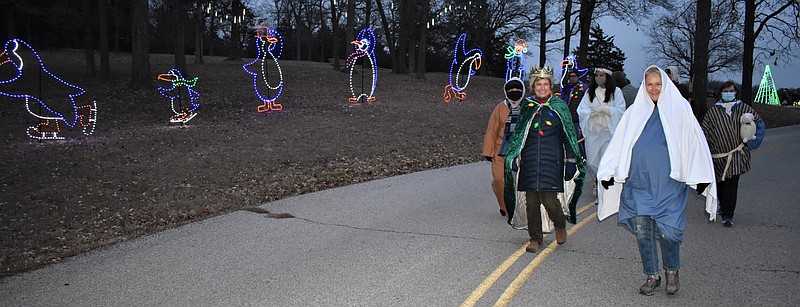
[444,33,482,103]
[0,38,97,140]
[242,26,284,112]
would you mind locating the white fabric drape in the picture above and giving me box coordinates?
[577,86,626,173]
[596,65,718,221]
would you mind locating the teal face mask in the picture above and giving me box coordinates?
[721,92,736,102]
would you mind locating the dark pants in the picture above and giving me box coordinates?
[526,191,566,244]
[716,174,741,219]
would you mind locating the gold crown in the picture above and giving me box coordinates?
[531,66,554,79]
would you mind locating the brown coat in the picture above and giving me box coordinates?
[483,101,511,157]
[483,101,511,213]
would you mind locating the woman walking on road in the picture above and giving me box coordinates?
[502,66,584,253]
[701,81,766,227]
[596,66,718,296]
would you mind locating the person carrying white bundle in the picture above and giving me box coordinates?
[701,81,765,227]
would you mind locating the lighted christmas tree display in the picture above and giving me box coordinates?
[754,65,780,105]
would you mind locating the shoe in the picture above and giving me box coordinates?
[723,217,733,227]
[639,275,661,296]
[555,227,567,244]
[500,209,507,217]
[525,240,539,253]
[666,270,679,294]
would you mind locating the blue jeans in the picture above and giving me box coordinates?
[634,216,681,275]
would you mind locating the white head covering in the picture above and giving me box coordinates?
[596,65,718,221]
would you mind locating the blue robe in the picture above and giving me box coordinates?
[619,106,688,242]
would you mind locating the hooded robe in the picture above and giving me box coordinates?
[596,66,718,241]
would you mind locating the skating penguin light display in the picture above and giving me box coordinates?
[243,26,284,112]
[346,28,378,104]
[157,68,200,124]
[0,38,97,140]
[504,38,527,82]
[443,33,482,103]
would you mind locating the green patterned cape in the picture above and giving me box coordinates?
[503,95,585,225]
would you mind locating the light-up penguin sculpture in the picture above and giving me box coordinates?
[157,68,200,123]
[504,38,527,82]
[346,28,378,104]
[557,54,588,101]
[0,39,96,140]
[443,33,482,103]
[242,26,284,112]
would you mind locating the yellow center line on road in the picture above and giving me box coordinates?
[493,212,597,307]
[460,203,596,307]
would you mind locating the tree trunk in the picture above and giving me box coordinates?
[98,0,111,78]
[394,0,411,74]
[539,0,547,67]
[83,0,96,77]
[577,0,596,67]
[131,0,151,90]
[330,0,340,70]
[172,0,187,73]
[208,9,216,56]
[227,0,242,60]
[113,0,120,52]
[375,0,395,70]
[195,1,204,64]
[692,0,710,120]
[6,3,15,40]
[741,0,755,105]
[346,0,356,67]
[364,0,372,29]
[415,0,427,80]
[563,0,572,60]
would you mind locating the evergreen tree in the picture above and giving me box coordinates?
[573,25,626,72]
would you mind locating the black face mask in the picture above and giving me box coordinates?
[506,90,523,102]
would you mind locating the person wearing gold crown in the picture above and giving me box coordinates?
[502,66,585,253]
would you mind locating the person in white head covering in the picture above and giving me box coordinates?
[576,67,627,197]
[596,65,718,296]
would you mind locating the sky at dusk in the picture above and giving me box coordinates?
[599,16,800,89]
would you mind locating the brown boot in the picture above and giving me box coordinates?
[525,240,539,253]
[555,227,567,244]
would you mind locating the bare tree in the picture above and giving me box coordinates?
[83,0,96,77]
[226,0,242,60]
[131,0,151,89]
[98,0,111,78]
[171,0,188,73]
[576,0,672,66]
[740,0,800,105]
[194,1,205,64]
[644,0,741,79]
[330,0,341,70]
[415,0,428,79]
[693,0,710,119]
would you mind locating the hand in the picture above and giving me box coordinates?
[697,182,710,195]
[564,163,577,180]
[601,177,615,190]
[485,156,493,162]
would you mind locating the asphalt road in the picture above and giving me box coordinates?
[1,125,799,306]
